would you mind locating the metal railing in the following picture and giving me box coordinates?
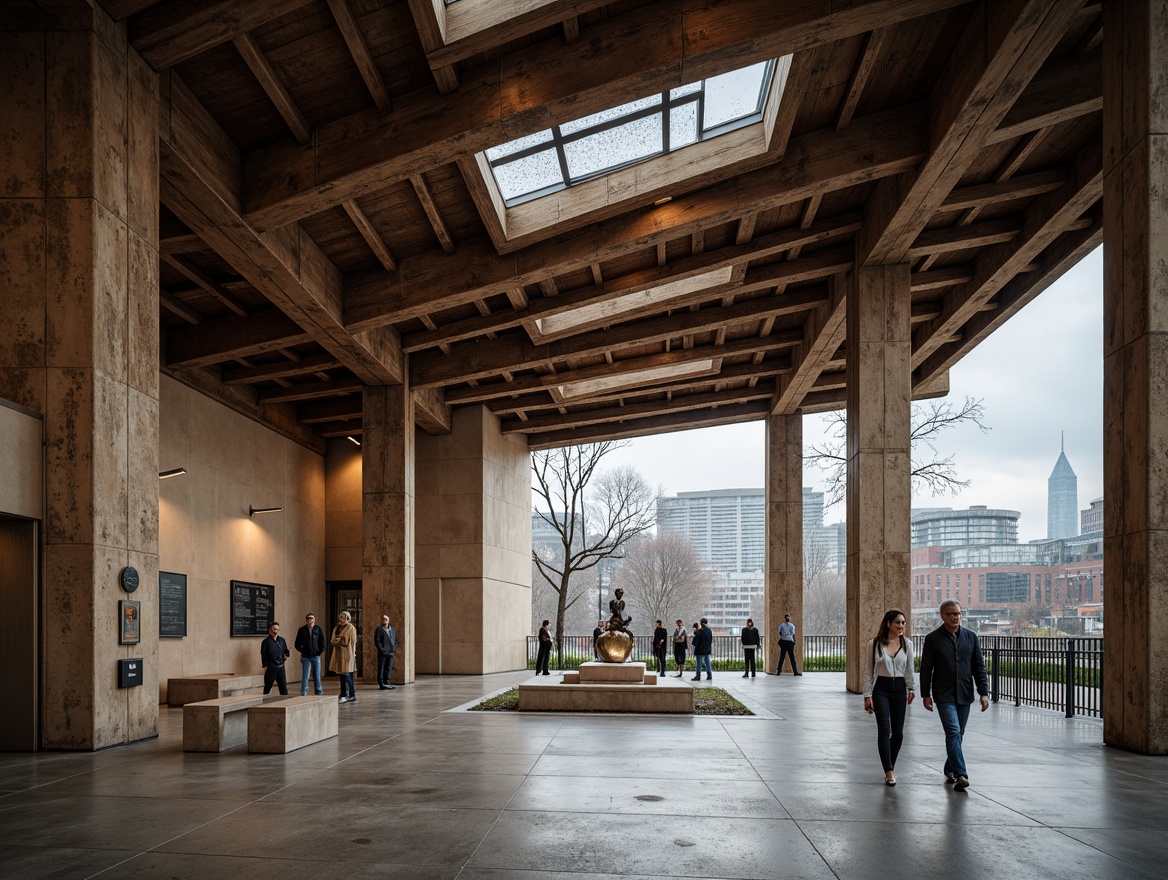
[533,633,1104,718]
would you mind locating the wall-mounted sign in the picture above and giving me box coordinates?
[231,580,274,637]
[120,565,139,593]
[119,599,141,645]
[118,658,143,688]
[159,571,187,638]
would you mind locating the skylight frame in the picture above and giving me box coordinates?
[486,59,778,207]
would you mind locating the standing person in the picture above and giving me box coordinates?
[294,612,326,696]
[672,619,688,677]
[862,609,916,786]
[740,618,760,678]
[260,622,290,695]
[919,600,990,791]
[592,619,605,660]
[776,613,801,675]
[329,611,358,703]
[374,614,397,689]
[536,619,553,675]
[691,618,713,681]
[652,620,669,676]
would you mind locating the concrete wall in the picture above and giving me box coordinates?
[325,436,362,582]
[157,376,326,703]
[416,406,531,674]
[0,400,42,520]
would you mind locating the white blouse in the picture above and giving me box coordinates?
[861,637,916,698]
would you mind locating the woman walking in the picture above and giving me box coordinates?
[862,609,916,786]
[330,610,358,703]
[672,619,688,677]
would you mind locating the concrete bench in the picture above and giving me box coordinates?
[167,673,265,706]
[247,696,338,754]
[183,694,270,752]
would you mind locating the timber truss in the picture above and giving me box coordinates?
[117,0,1102,452]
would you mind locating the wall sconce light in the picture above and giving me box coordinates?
[158,467,187,479]
[249,506,284,517]
[654,196,672,206]
[347,436,361,446]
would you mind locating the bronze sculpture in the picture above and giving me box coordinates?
[596,588,634,662]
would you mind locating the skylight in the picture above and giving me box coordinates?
[485,60,777,206]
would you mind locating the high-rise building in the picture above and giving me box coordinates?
[1047,436,1079,539]
[657,488,766,575]
[1081,497,1103,534]
[911,506,1020,549]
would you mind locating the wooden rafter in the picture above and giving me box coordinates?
[527,401,772,450]
[835,27,890,130]
[166,308,311,370]
[342,200,397,273]
[326,0,392,114]
[162,254,248,316]
[257,379,364,404]
[220,354,341,385]
[231,32,311,145]
[410,173,455,254]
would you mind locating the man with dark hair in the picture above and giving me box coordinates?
[652,620,669,676]
[740,618,760,678]
[260,622,290,695]
[374,614,397,689]
[294,612,326,696]
[592,619,605,660]
[691,618,714,681]
[536,619,553,675]
[920,600,990,791]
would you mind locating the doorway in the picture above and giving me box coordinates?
[328,581,362,678]
[0,517,38,750]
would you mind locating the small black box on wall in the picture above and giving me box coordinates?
[118,658,143,688]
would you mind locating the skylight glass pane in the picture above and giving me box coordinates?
[563,113,663,180]
[490,149,563,201]
[702,61,769,131]
[670,82,701,100]
[560,94,662,136]
[486,129,553,162]
[669,100,698,149]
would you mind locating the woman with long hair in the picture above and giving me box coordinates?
[862,609,916,785]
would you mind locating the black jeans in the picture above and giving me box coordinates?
[535,642,551,674]
[378,653,395,685]
[777,640,798,674]
[743,648,756,675]
[654,647,667,675]
[263,665,287,695]
[871,676,908,772]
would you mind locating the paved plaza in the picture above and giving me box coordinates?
[1,672,1164,880]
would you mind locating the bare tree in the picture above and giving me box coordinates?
[804,396,989,508]
[803,540,846,633]
[531,443,657,660]
[614,531,711,626]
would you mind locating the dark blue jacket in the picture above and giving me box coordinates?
[260,635,290,668]
[693,625,713,655]
[374,624,397,656]
[919,625,989,704]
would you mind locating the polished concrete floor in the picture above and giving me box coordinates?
[1,671,1165,879]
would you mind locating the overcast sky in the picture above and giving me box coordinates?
[579,246,1104,543]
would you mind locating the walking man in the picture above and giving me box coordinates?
[374,614,397,689]
[593,619,605,660]
[919,600,990,791]
[260,622,290,695]
[691,618,714,681]
[294,612,326,695]
[776,613,800,675]
[653,620,669,676]
[740,618,760,678]
[536,619,553,675]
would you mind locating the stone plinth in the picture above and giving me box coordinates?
[247,696,338,753]
[182,694,266,752]
[579,661,650,683]
[167,673,265,706]
[518,675,693,713]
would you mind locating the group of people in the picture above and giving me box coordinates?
[258,611,399,702]
[862,600,990,789]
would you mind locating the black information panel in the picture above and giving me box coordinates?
[159,571,187,638]
[231,580,274,637]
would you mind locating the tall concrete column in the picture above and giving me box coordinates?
[362,383,415,684]
[844,263,912,694]
[765,413,803,671]
[0,8,160,748]
[1102,0,1168,753]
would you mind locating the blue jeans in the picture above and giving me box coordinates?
[300,656,322,695]
[693,654,712,679]
[339,672,355,699]
[936,701,972,777]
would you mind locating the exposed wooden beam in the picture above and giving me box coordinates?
[326,0,392,114]
[768,50,815,161]
[911,266,973,291]
[159,232,204,256]
[318,424,365,439]
[403,0,459,93]
[835,27,890,130]
[161,254,248,316]
[412,386,453,434]
[940,169,1067,211]
[988,49,1101,145]
[159,290,202,325]
[232,32,311,145]
[907,218,1021,259]
[220,353,341,385]
[562,16,581,44]
[527,401,773,450]
[257,378,364,405]
[298,397,362,423]
[342,200,397,272]
[410,173,455,254]
[771,272,848,415]
[166,308,311,369]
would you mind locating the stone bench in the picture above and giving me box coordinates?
[183,694,270,752]
[247,696,338,754]
[167,673,266,706]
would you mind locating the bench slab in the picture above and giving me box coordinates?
[168,674,266,706]
[247,696,338,754]
[183,694,270,752]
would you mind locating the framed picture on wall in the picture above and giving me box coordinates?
[120,600,141,645]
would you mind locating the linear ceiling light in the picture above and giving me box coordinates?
[347,435,361,446]
[158,467,187,479]
[249,506,284,517]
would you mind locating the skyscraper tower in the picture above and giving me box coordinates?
[1047,433,1078,539]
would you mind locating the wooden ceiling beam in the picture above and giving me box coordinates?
[243,0,966,229]
[166,308,311,370]
[326,0,392,115]
[159,290,202,325]
[298,397,362,424]
[342,200,397,273]
[911,266,972,291]
[232,32,311,145]
[527,401,773,450]
[987,49,1101,145]
[412,386,453,434]
[835,27,890,131]
[410,173,455,254]
[220,353,341,385]
[257,379,364,405]
[404,0,459,94]
[940,168,1067,211]
[858,0,1082,266]
[159,232,204,256]
[161,254,249,316]
[772,271,848,415]
[907,218,1022,259]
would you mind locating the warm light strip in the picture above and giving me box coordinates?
[249,506,284,517]
[158,467,187,479]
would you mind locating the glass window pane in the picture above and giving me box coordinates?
[563,113,663,179]
[703,61,769,131]
[670,81,701,100]
[669,100,698,149]
[560,94,662,136]
[490,148,563,201]
[486,129,553,162]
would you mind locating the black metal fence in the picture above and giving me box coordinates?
[533,633,1104,718]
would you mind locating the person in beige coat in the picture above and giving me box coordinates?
[329,611,358,703]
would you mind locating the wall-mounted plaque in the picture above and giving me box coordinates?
[120,565,139,593]
[231,580,274,637]
[159,571,187,638]
[119,599,141,645]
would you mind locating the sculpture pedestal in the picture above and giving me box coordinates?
[517,662,694,713]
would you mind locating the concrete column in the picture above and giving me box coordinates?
[765,413,803,672]
[844,263,912,694]
[362,383,415,684]
[415,406,531,674]
[1102,0,1168,753]
[0,8,160,748]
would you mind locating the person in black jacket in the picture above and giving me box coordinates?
[374,615,398,689]
[294,613,326,696]
[260,622,290,695]
[592,620,605,659]
[919,600,990,791]
[691,618,714,681]
[740,618,760,678]
[536,620,553,675]
[652,620,669,676]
